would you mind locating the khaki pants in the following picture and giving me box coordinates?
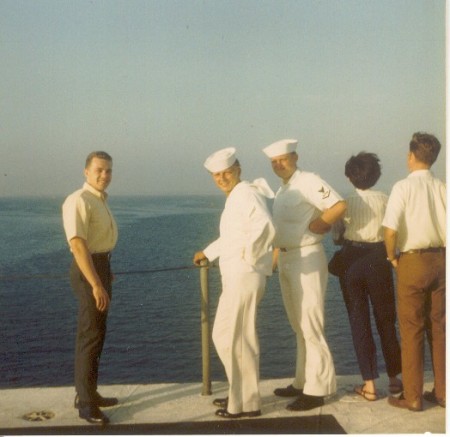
[397,251,446,403]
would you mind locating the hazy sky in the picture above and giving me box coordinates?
[1,0,446,197]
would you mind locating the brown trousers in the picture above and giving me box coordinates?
[397,251,446,403]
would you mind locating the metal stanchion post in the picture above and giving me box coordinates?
[200,259,212,395]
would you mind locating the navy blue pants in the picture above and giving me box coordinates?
[338,243,401,380]
[70,254,112,405]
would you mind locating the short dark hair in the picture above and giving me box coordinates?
[409,132,441,166]
[85,151,113,169]
[345,152,381,190]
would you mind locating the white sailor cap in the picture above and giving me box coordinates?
[204,147,238,173]
[262,139,298,158]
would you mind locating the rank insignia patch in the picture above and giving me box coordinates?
[319,186,330,199]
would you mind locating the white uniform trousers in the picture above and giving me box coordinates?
[278,243,336,396]
[212,268,265,414]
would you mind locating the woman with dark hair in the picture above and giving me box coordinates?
[331,152,402,401]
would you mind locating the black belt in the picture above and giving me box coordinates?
[400,247,445,255]
[343,240,384,250]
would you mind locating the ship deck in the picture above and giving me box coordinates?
[0,372,445,435]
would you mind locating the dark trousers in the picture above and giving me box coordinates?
[397,251,446,404]
[339,243,401,380]
[70,254,112,405]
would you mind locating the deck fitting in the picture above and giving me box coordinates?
[22,411,55,422]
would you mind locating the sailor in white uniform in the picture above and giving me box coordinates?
[193,147,275,419]
[262,139,346,411]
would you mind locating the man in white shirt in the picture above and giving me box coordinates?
[62,151,119,425]
[193,147,275,418]
[383,132,446,411]
[262,139,346,411]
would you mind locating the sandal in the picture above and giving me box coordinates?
[354,384,378,401]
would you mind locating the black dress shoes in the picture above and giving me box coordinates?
[215,408,261,419]
[213,397,228,408]
[78,405,110,425]
[286,393,324,411]
[74,393,119,409]
[95,394,119,407]
[274,384,303,397]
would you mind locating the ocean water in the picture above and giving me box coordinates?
[0,195,430,389]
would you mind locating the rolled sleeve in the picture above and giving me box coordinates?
[62,192,89,243]
[382,184,404,232]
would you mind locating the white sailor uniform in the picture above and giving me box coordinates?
[203,179,275,414]
[273,169,340,396]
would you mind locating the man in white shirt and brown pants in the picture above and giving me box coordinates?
[383,132,446,411]
[62,151,119,425]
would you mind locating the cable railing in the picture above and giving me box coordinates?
[0,260,215,396]
[0,264,203,281]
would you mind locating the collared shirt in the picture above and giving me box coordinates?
[62,182,118,254]
[203,180,275,275]
[382,170,446,252]
[338,188,388,243]
[273,169,343,248]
